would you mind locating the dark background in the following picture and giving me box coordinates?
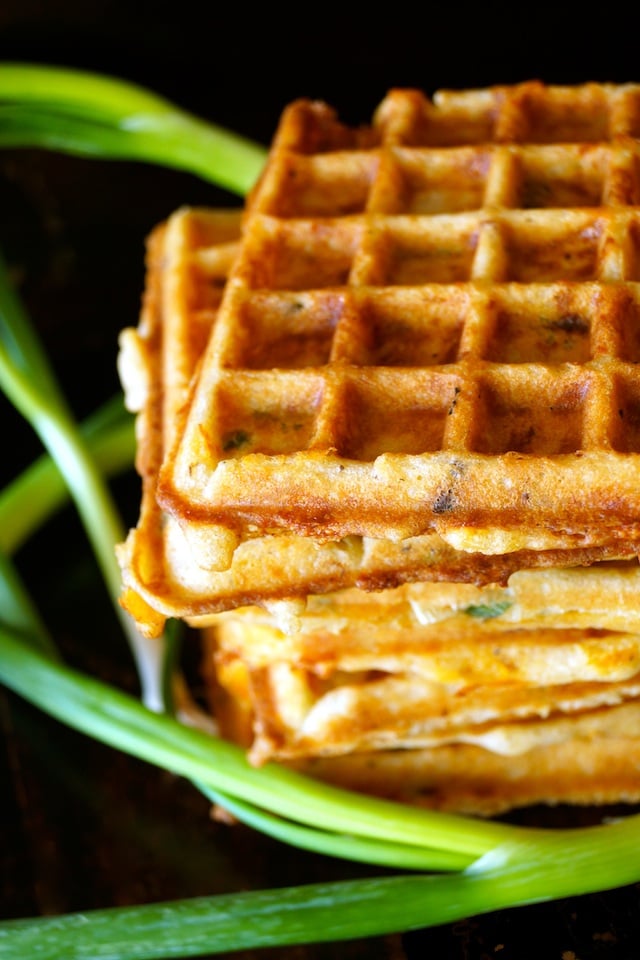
[2,3,640,958]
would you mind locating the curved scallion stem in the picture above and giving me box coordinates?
[3,815,640,960]
[0,64,267,195]
[0,62,185,119]
[0,397,135,556]
[0,251,163,710]
[0,624,526,862]
[0,551,56,659]
[196,784,471,872]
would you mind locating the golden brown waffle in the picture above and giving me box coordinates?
[206,631,640,763]
[212,604,640,687]
[206,626,640,763]
[209,644,640,818]
[118,85,640,817]
[118,206,242,476]
[117,207,242,635]
[212,560,640,638]
[291,734,640,816]
[157,81,640,557]
[117,204,639,637]
[206,630,640,815]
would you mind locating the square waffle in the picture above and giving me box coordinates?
[156,81,640,562]
[209,564,640,687]
[117,205,638,637]
[205,629,640,815]
[209,645,640,763]
[289,732,640,816]
[205,601,640,815]
[206,565,640,771]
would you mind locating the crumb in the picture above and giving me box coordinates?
[593,931,617,943]
[210,804,238,825]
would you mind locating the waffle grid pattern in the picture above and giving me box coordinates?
[157,82,640,541]
[119,206,640,634]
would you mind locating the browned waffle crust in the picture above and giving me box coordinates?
[118,202,640,636]
[157,82,640,554]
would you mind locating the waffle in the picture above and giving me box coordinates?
[291,735,640,816]
[206,613,640,815]
[118,82,640,817]
[211,653,640,758]
[118,204,640,637]
[205,558,640,789]
[118,206,242,478]
[212,560,640,639]
[210,593,640,687]
[117,206,242,636]
[209,639,640,817]
[156,81,640,559]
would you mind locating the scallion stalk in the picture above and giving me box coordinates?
[0,64,267,195]
[0,396,134,556]
[196,784,473,871]
[0,550,56,658]
[3,814,640,959]
[0,251,164,709]
[0,623,522,863]
[4,611,640,957]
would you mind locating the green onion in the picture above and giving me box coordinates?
[197,784,472,870]
[2,815,640,959]
[4,612,640,958]
[464,600,512,619]
[0,550,56,658]
[0,394,134,556]
[0,64,267,195]
[0,251,166,709]
[0,251,123,591]
[0,623,520,864]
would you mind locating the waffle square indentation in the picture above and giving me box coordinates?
[356,288,468,365]
[386,147,492,213]
[372,218,478,284]
[258,153,378,217]
[334,371,460,459]
[241,219,361,290]
[224,292,346,369]
[470,368,588,454]
[214,373,324,457]
[522,85,610,143]
[518,146,607,209]
[611,372,640,452]
[502,213,602,281]
[485,287,593,363]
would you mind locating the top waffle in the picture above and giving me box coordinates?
[157,81,640,554]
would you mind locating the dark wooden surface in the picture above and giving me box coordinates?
[2,4,640,957]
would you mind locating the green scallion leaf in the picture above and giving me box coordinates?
[0,63,267,195]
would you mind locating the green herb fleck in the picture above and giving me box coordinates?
[463,600,512,620]
[223,430,251,451]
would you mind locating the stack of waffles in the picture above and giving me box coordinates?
[117,81,640,815]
